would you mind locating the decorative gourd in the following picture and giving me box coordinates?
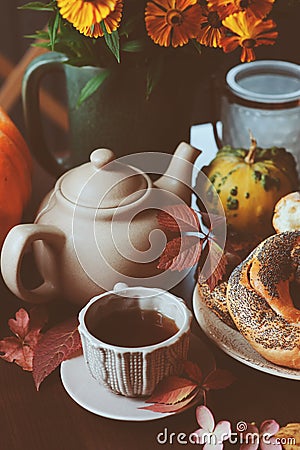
[200,136,298,236]
[0,107,32,246]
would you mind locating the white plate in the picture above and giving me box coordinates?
[60,334,215,421]
[193,286,300,381]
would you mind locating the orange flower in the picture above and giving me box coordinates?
[221,11,278,62]
[77,0,123,37]
[196,3,227,48]
[145,0,202,48]
[57,0,118,28]
[208,0,275,20]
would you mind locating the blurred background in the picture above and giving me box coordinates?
[0,0,299,214]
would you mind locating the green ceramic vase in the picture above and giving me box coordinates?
[22,52,199,176]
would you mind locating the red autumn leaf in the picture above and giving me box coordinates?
[0,337,33,371]
[33,317,82,390]
[199,239,228,291]
[26,306,49,332]
[140,389,200,413]
[157,236,203,271]
[145,375,198,405]
[139,363,234,413]
[200,211,226,232]
[0,307,48,372]
[157,204,201,233]
[7,308,30,339]
[202,369,236,390]
[183,360,203,384]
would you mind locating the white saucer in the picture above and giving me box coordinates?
[193,286,300,381]
[60,334,215,421]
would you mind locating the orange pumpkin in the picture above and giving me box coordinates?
[0,107,32,246]
[0,107,32,173]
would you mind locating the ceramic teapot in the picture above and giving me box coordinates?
[1,143,199,306]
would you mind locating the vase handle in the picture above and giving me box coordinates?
[22,52,68,177]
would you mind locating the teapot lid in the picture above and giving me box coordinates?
[60,149,149,208]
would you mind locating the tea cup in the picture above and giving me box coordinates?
[78,283,192,397]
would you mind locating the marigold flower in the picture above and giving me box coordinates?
[221,11,278,62]
[76,0,123,37]
[196,3,227,48]
[208,0,275,20]
[57,0,118,28]
[145,0,202,48]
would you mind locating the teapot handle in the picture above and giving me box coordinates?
[1,224,65,304]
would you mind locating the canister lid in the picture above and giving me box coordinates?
[226,60,300,104]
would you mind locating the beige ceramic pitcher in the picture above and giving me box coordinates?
[1,143,199,306]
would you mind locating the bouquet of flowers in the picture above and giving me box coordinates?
[21,0,299,98]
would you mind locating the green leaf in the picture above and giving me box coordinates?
[24,31,50,40]
[18,1,55,11]
[105,30,120,63]
[191,39,202,55]
[146,57,164,100]
[119,14,141,38]
[77,71,110,106]
[101,22,120,63]
[48,11,60,51]
[122,40,144,53]
[31,42,51,49]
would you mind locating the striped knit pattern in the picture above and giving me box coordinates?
[81,332,190,397]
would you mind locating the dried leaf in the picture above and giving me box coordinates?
[7,308,30,339]
[157,236,203,271]
[33,317,82,390]
[139,362,234,414]
[26,306,49,333]
[0,337,34,371]
[157,204,201,233]
[183,360,203,384]
[200,239,228,291]
[202,369,236,390]
[146,375,198,405]
[0,307,48,372]
[200,211,226,232]
[140,390,200,413]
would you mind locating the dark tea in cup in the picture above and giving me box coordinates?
[90,308,179,347]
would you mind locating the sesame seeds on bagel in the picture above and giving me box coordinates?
[227,231,300,369]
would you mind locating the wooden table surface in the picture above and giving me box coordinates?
[0,268,299,450]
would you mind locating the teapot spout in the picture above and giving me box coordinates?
[154,142,201,204]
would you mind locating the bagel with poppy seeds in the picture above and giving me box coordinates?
[198,282,236,329]
[196,248,251,329]
[227,231,300,369]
